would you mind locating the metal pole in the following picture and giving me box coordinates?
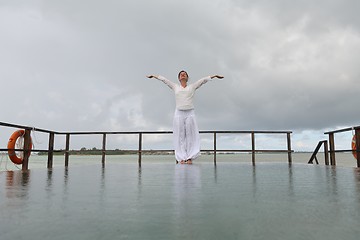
[356,128,360,168]
[329,133,336,166]
[47,132,55,169]
[251,132,255,165]
[324,141,329,165]
[287,132,292,163]
[22,129,32,170]
[138,133,142,167]
[102,134,106,166]
[65,134,70,167]
[213,132,217,166]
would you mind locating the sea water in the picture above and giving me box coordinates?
[1,154,360,240]
[0,152,358,170]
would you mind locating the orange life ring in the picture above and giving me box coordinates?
[7,130,32,165]
[352,135,357,160]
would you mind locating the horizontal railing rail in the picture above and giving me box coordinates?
[0,121,60,134]
[1,121,293,170]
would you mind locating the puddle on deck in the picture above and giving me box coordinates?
[1,163,360,240]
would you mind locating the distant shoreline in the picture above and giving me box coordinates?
[38,150,314,156]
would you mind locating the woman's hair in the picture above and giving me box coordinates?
[178,70,189,80]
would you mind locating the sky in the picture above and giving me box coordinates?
[1,0,360,153]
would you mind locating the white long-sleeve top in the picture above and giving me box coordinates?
[156,75,212,110]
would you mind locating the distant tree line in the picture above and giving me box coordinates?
[37,147,173,155]
[38,147,137,155]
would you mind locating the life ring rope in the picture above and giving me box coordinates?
[351,134,357,160]
[7,130,32,165]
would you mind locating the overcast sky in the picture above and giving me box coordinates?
[1,0,360,153]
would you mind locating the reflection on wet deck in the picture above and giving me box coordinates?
[1,163,360,240]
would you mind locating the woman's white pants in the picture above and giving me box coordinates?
[173,109,201,161]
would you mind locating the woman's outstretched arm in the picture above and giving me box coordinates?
[146,75,176,90]
[193,75,224,90]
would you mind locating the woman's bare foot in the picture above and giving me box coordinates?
[186,159,192,164]
[180,160,186,164]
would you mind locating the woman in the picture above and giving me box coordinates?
[147,71,223,164]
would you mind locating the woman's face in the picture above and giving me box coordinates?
[178,71,188,81]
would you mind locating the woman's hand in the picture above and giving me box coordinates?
[211,75,224,79]
[146,75,159,79]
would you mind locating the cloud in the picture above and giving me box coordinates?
[1,0,360,152]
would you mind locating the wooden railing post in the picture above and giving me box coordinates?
[251,132,255,165]
[138,133,142,167]
[47,132,55,169]
[329,133,336,166]
[324,141,329,165]
[102,134,106,166]
[65,134,70,167]
[213,132,217,165]
[287,132,292,163]
[22,129,32,170]
[356,128,360,168]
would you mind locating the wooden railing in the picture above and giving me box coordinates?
[324,126,360,167]
[308,140,329,165]
[0,121,293,169]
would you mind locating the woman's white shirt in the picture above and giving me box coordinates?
[157,75,211,110]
